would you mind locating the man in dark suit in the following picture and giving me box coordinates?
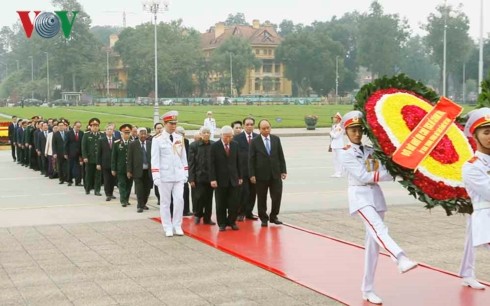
[52,121,68,184]
[65,121,84,186]
[249,119,287,227]
[97,124,116,201]
[8,116,17,162]
[234,117,259,221]
[127,127,152,213]
[36,121,49,176]
[174,126,192,216]
[209,125,242,231]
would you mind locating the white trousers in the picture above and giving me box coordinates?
[358,206,404,292]
[332,148,343,176]
[460,215,476,278]
[158,181,184,233]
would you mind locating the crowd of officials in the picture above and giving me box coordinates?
[6,111,288,236]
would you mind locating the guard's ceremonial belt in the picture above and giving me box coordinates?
[473,201,490,210]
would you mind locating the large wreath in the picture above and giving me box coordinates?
[354,74,475,215]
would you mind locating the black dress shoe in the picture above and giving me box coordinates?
[194,216,201,225]
[105,196,111,201]
[230,224,239,230]
[137,208,143,213]
[111,196,116,199]
[67,182,72,186]
[237,215,245,222]
[143,206,149,210]
[219,226,226,231]
[203,220,216,225]
[75,183,82,186]
[85,190,90,195]
[59,181,64,184]
[271,219,283,225]
[127,202,131,206]
[122,203,127,207]
[183,212,193,216]
[261,221,268,227]
[246,214,258,220]
[94,192,102,196]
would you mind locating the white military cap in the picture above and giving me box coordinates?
[207,111,213,115]
[137,127,147,133]
[464,107,490,137]
[334,112,342,120]
[161,110,178,123]
[341,110,363,129]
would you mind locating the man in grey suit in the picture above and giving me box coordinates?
[249,119,287,227]
[127,127,152,213]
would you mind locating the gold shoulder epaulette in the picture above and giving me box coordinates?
[343,145,351,150]
[468,156,479,164]
[114,139,121,143]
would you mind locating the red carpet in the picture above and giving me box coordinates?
[151,217,490,305]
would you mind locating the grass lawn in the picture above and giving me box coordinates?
[0,105,356,129]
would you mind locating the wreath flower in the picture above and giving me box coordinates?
[355,75,475,215]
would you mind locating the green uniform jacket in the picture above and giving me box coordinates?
[111,139,131,173]
[81,132,101,163]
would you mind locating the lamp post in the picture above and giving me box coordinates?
[335,56,339,102]
[106,50,110,98]
[478,0,484,94]
[442,1,448,97]
[29,56,34,100]
[143,0,169,125]
[44,52,49,103]
[229,52,233,97]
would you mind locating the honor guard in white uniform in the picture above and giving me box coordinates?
[459,107,490,290]
[204,111,217,139]
[151,111,189,237]
[329,112,345,177]
[341,110,418,304]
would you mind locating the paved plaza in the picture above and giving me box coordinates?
[0,132,488,305]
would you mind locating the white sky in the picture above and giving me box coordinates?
[4,0,488,39]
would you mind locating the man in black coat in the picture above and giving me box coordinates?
[249,119,287,227]
[188,126,215,225]
[36,122,49,176]
[209,125,242,231]
[97,124,116,201]
[8,115,17,162]
[52,121,68,184]
[234,117,259,221]
[65,121,84,186]
[127,127,152,213]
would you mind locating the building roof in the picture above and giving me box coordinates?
[201,21,283,50]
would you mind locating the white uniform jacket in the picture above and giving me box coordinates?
[329,123,345,149]
[151,131,188,183]
[203,118,216,134]
[462,151,490,247]
[342,143,393,215]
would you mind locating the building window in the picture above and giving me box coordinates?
[275,63,281,74]
[254,78,261,92]
[255,49,260,55]
[263,60,273,73]
[275,78,281,91]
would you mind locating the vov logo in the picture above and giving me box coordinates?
[17,11,78,39]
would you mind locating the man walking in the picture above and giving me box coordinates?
[127,127,152,213]
[82,118,102,196]
[112,124,134,207]
[97,124,117,201]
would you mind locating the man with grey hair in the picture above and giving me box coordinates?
[189,126,216,225]
[209,125,242,231]
[175,126,192,216]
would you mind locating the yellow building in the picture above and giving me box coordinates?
[201,20,292,97]
[96,34,128,98]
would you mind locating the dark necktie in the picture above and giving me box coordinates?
[248,134,252,144]
[359,145,364,154]
[225,144,230,156]
[169,134,173,142]
[141,142,147,164]
[108,138,112,149]
[75,132,79,141]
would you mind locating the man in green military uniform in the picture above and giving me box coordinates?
[82,118,102,195]
[112,124,134,207]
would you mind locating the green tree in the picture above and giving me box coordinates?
[210,36,259,96]
[357,1,410,78]
[224,13,248,26]
[90,25,122,46]
[423,3,473,95]
[398,35,439,85]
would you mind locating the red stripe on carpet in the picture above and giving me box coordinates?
[151,217,490,305]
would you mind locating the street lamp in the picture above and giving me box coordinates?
[229,52,233,97]
[478,0,484,94]
[29,56,33,99]
[335,56,339,101]
[106,49,110,98]
[143,0,169,125]
[442,1,448,97]
[44,52,49,103]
